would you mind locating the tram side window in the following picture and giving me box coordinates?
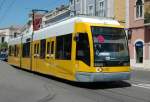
[22,42,30,57]
[37,44,39,54]
[47,42,50,54]
[16,46,19,56]
[56,34,72,60]
[51,41,54,54]
[17,46,19,56]
[34,44,37,54]
[14,45,18,57]
[9,46,12,56]
[76,33,90,66]
[40,39,46,59]
[11,46,15,56]
[14,45,16,56]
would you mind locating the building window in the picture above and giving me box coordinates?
[76,0,80,3]
[14,33,17,38]
[136,0,143,18]
[1,37,5,43]
[40,39,46,59]
[135,41,143,63]
[88,5,94,16]
[56,34,72,60]
[97,0,105,17]
[70,0,73,5]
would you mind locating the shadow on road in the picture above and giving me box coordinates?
[12,65,131,90]
[69,81,131,89]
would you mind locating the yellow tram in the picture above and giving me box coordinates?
[8,16,131,82]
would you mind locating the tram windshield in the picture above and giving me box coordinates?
[91,26,130,67]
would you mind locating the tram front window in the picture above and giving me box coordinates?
[91,26,130,67]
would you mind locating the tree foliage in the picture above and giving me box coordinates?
[0,42,8,50]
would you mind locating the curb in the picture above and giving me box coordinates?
[131,67,150,71]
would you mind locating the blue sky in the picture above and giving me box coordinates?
[0,0,69,28]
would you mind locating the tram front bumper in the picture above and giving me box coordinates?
[76,72,131,82]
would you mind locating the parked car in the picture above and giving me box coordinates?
[0,53,8,62]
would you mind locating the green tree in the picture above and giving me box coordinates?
[0,42,8,51]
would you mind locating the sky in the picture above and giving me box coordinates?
[0,0,69,28]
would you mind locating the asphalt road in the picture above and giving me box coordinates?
[0,61,150,102]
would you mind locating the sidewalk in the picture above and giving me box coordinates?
[131,69,150,82]
[131,67,150,71]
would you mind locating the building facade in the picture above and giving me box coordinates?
[69,0,150,69]
[69,0,126,25]
[42,5,70,27]
[0,26,21,51]
[0,26,21,43]
[126,0,150,69]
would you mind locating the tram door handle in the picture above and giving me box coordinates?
[36,54,40,58]
[50,54,54,59]
[34,54,39,58]
[34,54,37,58]
[46,55,50,59]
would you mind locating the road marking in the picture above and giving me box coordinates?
[132,83,150,90]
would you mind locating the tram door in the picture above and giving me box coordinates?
[33,42,40,72]
[45,38,55,74]
[46,38,55,65]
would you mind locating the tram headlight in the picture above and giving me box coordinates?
[96,67,103,72]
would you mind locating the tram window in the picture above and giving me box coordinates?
[56,34,72,60]
[9,46,12,56]
[22,42,30,57]
[37,44,39,54]
[40,39,46,59]
[51,41,54,54]
[34,44,36,54]
[11,46,14,56]
[14,45,17,57]
[76,33,90,66]
[17,46,19,56]
[15,45,19,57]
[47,42,50,54]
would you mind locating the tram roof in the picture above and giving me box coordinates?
[8,16,121,45]
[33,16,121,41]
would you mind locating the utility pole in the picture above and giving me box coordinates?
[94,0,97,16]
[73,0,76,16]
[30,9,48,71]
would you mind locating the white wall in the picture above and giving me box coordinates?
[0,29,10,43]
